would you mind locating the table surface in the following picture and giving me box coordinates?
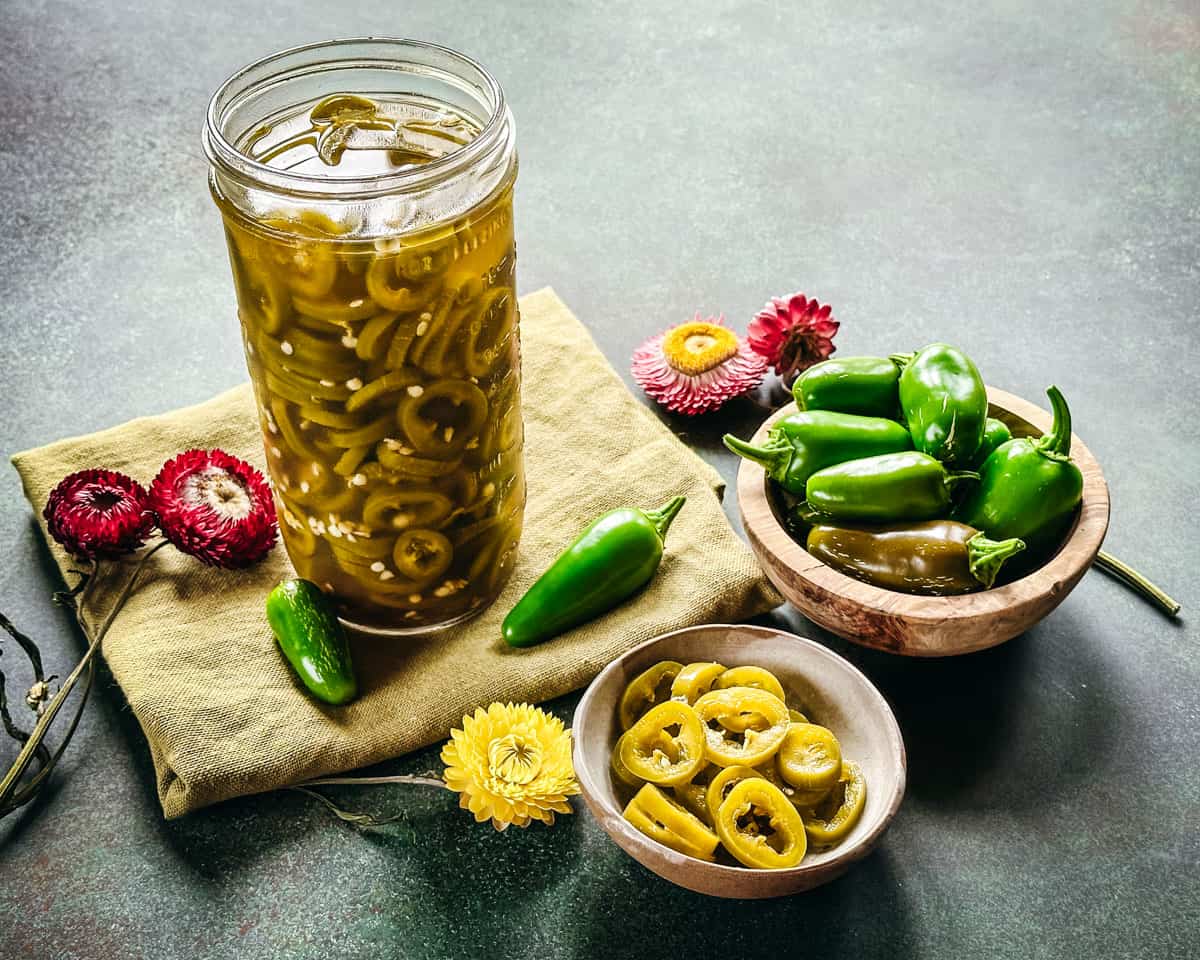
[2,1,1197,958]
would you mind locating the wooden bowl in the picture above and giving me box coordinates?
[736,386,1109,656]
[572,623,906,898]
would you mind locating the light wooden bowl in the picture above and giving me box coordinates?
[736,386,1110,656]
[572,623,906,898]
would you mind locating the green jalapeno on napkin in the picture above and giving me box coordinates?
[723,411,912,496]
[503,496,686,648]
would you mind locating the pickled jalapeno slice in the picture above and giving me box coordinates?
[393,529,453,582]
[715,778,807,869]
[619,701,705,787]
[803,762,867,847]
[362,487,454,530]
[618,660,684,730]
[669,661,727,705]
[611,732,644,788]
[693,687,790,768]
[713,665,787,703]
[671,778,714,827]
[622,784,719,861]
[776,723,843,796]
[398,379,488,457]
[705,765,764,821]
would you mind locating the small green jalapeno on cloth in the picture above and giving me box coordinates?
[893,343,988,468]
[502,496,686,648]
[265,579,357,706]
[723,411,912,496]
[803,451,979,523]
[955,385,1084,562]
[792,356,903,419]
[806,520,1025,595]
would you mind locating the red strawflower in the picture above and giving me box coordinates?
[43,470,156,560]
[747,292,839,381]
[149,449,277,569]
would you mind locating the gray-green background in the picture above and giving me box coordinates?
[1,1,1197,957]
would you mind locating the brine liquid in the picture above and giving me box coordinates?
[217,94,523,632]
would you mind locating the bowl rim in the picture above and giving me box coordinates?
[572,623,907,881]
[735,385,1110,645]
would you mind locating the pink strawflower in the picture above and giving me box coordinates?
[747,292,839,380]
[632,314,767,415]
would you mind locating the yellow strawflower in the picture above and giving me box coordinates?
[441,702,579,831]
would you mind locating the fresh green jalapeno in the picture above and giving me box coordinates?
[793,356,902,419]
[971,417,1013,470]
[724,411,913,496]
[804,451,979,523]
[954,385,1084,562]
[893,342,988,467]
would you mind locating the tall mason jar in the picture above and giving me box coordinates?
[203,39,524,635]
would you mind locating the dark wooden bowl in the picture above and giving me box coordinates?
[736,387,1109,656]
[572,624,906,898]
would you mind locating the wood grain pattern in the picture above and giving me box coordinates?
[736,386,1110,656]
[572,624,907,899]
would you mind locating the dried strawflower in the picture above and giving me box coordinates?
[632,314,767,415]
[43,469,155,559]
[748,292,839,381]
[441,702,579,830]
[150,449,277,568]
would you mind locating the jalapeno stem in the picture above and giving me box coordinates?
[887,351,916,370]
[966,534,1026,589]
[1093,550,1182,617]
[944,469,980,490]
[722,434,792,482]
[643,496,686,541]
[1037,385,1073,459]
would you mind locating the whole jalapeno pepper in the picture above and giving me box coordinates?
[723,411,913,496]
[971,417,1013,470]
[954,385,1084,561]
[893,343,988,467]
[803,761,867,847]
[804,451,979,523]
[619,660,684,729]
[503,496,686,648]
[693,687,790,767]
[793,356,902,419]
[622,783,720,861]
[619,701,706,786]
[806,519,1026,594]
[715,777,808,869]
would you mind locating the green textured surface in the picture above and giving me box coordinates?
[2,0,1198,958]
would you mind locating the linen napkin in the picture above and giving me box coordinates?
[12,287,781,817]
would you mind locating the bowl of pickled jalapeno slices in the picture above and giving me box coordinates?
[729,345,1110,657]
[572,624,905,898]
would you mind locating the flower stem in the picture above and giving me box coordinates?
[290,772,450,827]
[1093,550,1181,618]
[0,540,168,815]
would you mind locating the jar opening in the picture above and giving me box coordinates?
[203,38,510,201]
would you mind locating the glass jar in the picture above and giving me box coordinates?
[203,39,524,635]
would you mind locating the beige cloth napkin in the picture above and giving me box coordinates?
[12,287,781,818]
